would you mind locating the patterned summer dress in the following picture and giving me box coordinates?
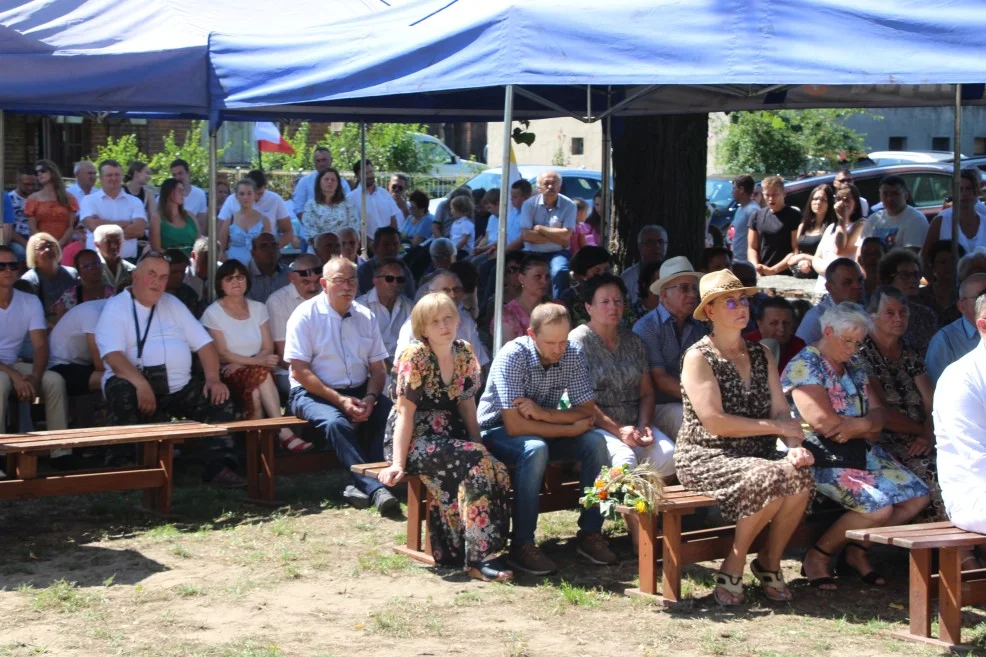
[673,338,815,522]
[384,339,511,569]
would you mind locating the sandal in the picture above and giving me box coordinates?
[836,542,885,586]
[713,571,745,606]
[800,544,838,590]
[750,558,792,601]
[279,433,313,453]
[207,466,247,488]
[468,557,514,583]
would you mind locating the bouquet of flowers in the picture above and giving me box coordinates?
[580,462,665,520]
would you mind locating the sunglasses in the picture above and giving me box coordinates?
[35,166,49,175]
[390,184,406,192]
[291,266,321,278]
[375,274,406,284]
[0,262,19,272]
[79,261,102,272]
[223,274,247,283]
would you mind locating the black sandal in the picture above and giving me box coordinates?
[800,544,838,589]
[469,557,514,583]
[836,542,885,586]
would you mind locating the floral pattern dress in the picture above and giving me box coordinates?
[857,336,944,520]
[673,338,816,522]
[384,339,510,569]
[903,301,938,358]
[782,346,929,513]
[301,199,359,238]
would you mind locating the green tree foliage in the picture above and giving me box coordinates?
[149,122,227,187]
[323,122,437,174]
[92,134,148,170]
[717,109,869,177]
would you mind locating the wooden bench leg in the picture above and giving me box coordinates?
[157,441,173,515]
[14,453,37,479]
[938,547,964,646]
[661,511,683,604]
[259,430,276,502]
[638,512,659,596]
[405,476,426,553]
[245,430,260,500]
[141,441,159,511]
[909,549,932,639]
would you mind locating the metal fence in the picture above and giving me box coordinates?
[219,168,471,202]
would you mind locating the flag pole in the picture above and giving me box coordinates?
[492,85,514,355]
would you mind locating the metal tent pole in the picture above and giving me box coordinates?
[601,88,613,247]
[0,110,5,245]
[208,126,219,302]
[360,121,368,255]
[951,84,962,272]
[492,85,514,355]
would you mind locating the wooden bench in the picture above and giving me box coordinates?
[623,485,836,605]
[847,522,986,648]
[353,461,583,565]
[0,422,226,514]
[212,417,313,502]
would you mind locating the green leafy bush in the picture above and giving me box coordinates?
[149,122,227,188]
[92,134,148,170]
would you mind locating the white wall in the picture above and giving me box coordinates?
[487,118,602,169]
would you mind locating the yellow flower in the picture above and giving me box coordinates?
[594,480,606,489]
[635,500,648,513]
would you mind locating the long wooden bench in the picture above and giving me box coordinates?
[847,522,986,648]
[212,417,313,502]
[0,422,226,514]
[353,461,583,565]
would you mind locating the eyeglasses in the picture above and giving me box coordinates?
[665,282,699,294]
[328,276,358,286]
[139,250,172,263]
[0,262,19,272]
[894,271,921,281]
[836,334,864,351]
[390,184,406,192]
[718,297,750,310]
[375,274,406,284]
[291,266,321,278]
[223,274,247,283]
[79,261,102,272]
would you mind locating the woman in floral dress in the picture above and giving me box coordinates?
[378,292,513,582]
[301,168,358,239]
[783,302,929,591]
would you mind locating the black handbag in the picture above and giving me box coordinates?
[801,432,867,470]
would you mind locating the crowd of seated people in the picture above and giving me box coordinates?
[6,151,986,588]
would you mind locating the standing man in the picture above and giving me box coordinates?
[80,160,147,262]
[833,168,870,216]
[347,159,400,236]
[94,224,136,291]
[620,225,668,304]
[356,256,413,364]
[267,253,323,401]
[631,257,708,439]
[67,161,98,207]
[858,175,928,252]
[729,174,759,264]
[246,232,290,303]
[6,166,37,260]
[293,146,351,213]
[927,273,986,385]
[218,170,295,249]
[388,174,411,221]
[356,227,416,298]
[285,256,399,514]
[794,257,865,345]
[169,159,208,233]
[748,175,801,276]
[478,303,615,574]
[519,170,577,299]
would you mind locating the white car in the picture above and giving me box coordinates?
[429,165,605,214]
[413,133,486,177]
[865,150,964,167]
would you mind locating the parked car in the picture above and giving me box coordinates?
[413,133,486,177]
[864,150,962,167]
[706,175,739,232]
[429,165,605,214]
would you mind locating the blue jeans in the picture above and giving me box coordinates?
[289,384,392,497]
[481,425,607,546]
[545,249,571,299]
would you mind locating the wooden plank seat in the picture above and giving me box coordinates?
[353,461,584,566]
[622,485,838,605]
[0,421,226,514]
[847,522,986,648]
[211,417,313,502]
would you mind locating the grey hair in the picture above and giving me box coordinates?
[865,285,908,315]
[337,226,359,239]
[819,301,873,336]
[94,223,124,243]
[536,170,564,187]
[958,248,986,282]
[637,224,667,245]
[416,269,462,302]
[976,294,986,320]
[322,255,356,278]
[429,237,456,257]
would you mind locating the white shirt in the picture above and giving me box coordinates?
[95,290,212,394]
[80,189,148,259]
[201,299,269,358]
[266,283,307,344]
[49,299,107,367]
[293,170,351,212]
[858,205,928,249]
[933,340,986,516]
[621,263,642,303]
[450,217,475,254]
[730,200,760,263]
[218,189,292,225]
[395,309,490,366]
[284,295,388,390]
[0,289,45,365]
[183,185,208,218]
[355,289,413,360]
[936,205,986,254]
[66,183,96,208]
[347,186,400,235]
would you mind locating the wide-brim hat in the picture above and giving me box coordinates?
[650,256,700,295]
[693,269,760,321]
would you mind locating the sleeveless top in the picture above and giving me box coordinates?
[797,230,823,256]
[937,206,986,254]
[160,214,199,256]
[227,220,265,266]
[125,185,146,203]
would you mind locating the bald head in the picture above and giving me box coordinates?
[960,273,986,324]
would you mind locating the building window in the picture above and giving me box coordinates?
[974,138,986,155]
[571,137,584,156]
[932,137,950,151]
[888,136,908,151]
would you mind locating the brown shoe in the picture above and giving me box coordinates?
[577,533,618,565]
[507,543,557,575]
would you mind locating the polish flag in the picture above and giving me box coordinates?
[254,122,295,154]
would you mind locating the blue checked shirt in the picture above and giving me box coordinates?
[477,336,595,430]
[632,303,709,405]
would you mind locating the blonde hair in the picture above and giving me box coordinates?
[761,175,785,191]
[411,292,460,340]
[25,232,62,269]
[449,194,474,218]
[530,302,570,334]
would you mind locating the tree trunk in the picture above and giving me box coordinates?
[612,114,708,269]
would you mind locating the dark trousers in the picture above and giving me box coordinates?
[289,383,391,496]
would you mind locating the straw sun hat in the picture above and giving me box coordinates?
[692,269,760,321]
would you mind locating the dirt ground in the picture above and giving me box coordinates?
[1,471,983,657]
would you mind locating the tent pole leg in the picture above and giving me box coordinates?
[952,84,962,277]
[492,85,514,356]
[360,121,368,256]
[602,87,612,248]
[0,109,5,245]
[208,125,219,303]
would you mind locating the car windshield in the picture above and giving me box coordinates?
[463,171,504,191]
[706,178,734,210]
